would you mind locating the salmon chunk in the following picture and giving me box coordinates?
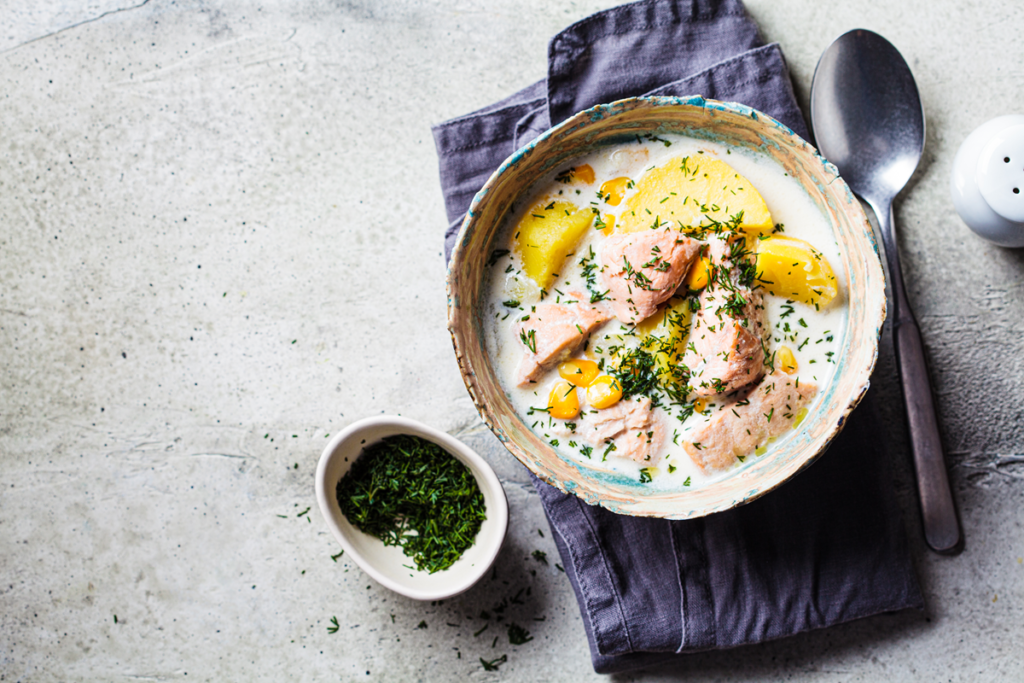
[683,372,818,473]
[514,293,610,386]
[598,229,701,325]
[684,236,768,397]
[577,397,666,464]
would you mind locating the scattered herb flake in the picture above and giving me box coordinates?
[480,654,508,671]
[508,623,534,645]
[487,249,510,266]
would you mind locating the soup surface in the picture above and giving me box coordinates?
[483,134,847,490]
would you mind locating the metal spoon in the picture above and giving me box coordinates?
[810,29,962,554]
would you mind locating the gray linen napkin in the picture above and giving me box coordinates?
[433,0,923,673]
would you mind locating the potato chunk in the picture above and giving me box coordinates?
[634,296,692,391]
[755,236,838,307]
[618,156,773,234]
[514,200,593,290]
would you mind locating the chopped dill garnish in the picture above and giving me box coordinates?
[519,328,537,353]
[622,256,657,291]
[487,249,509,266]
[335,435,487,574]
[508,623,534,645]
[644,133,672,147]
[610,347,660,399]
[579,245,609,303]
[480,655,508,671]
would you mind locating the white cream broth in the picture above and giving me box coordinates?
[483,135,847,490]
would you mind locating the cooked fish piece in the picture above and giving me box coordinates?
[684,235,768,397]
[577,396,666,464]
[598,229,701,325]
[514,293,610,386]
[683,371,818,473]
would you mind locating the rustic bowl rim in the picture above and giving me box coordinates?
[446,95,885,519]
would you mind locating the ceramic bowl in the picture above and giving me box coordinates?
[446,96,885,519]
[315,415,509,600]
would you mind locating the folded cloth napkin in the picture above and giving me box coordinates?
[432,0,923,673]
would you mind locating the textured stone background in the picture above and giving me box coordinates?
[1,0,1022,680]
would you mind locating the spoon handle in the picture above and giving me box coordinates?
[879,202,963,554]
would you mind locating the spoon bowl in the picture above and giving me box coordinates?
[811,29,924,210]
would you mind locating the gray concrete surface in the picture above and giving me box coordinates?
[1,0,1022,680]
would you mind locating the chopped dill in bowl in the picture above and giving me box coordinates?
[335,434,487,574]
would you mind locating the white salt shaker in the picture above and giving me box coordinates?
[951,115,1024,247]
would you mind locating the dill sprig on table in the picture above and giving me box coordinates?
[335,435,487,574]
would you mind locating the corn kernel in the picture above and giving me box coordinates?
[574,164,596,184]
[547,380,580,420]
[599,176,632,206]
[558,359,600,387]
[693,398,707,414]
[586,375,623,409]
[777,345,798,374]
[685,257,711,291]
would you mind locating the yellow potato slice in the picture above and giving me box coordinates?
[514,200,594,290]
[637,297,692,380]
[618,156,773,235]
[755,236,838,307]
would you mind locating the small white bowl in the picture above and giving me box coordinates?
[315,415,508,601]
